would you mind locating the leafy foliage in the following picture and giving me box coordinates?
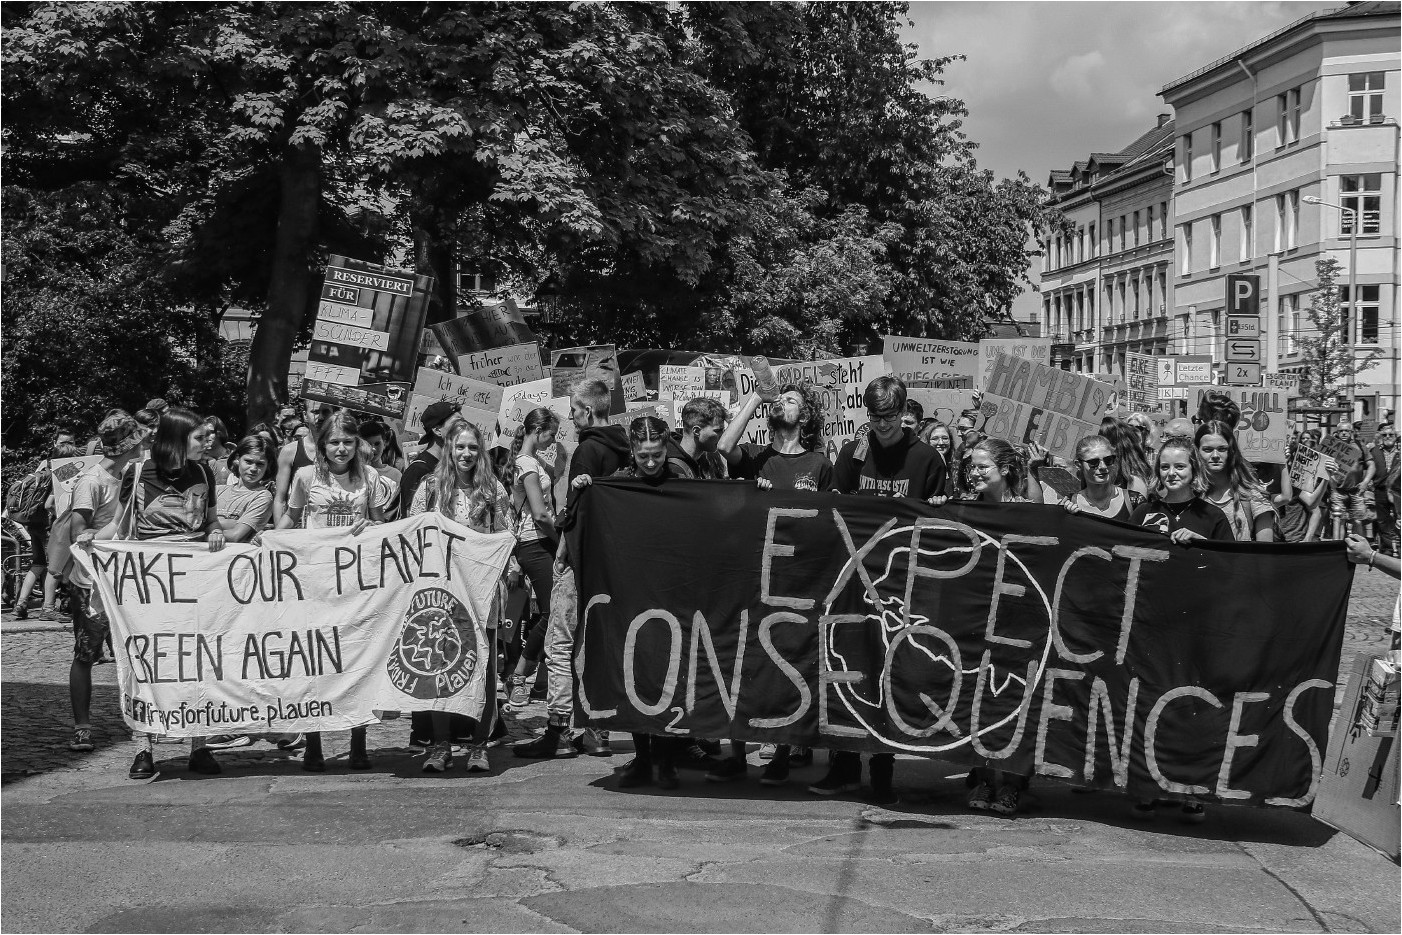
[1294,257,1382,407]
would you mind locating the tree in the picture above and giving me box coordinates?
[1295,257,1382,407]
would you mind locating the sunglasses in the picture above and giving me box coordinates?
[1079,455,1117,468]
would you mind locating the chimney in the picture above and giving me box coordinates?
[1157,113,1171,127]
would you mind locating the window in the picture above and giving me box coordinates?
[1182,133,1193,181]
[1077,291,1086,332]
[1118,278,1126,320]
[1078,226,1086,263]
[1132,275,1142,318]
[1088,222,1096,257]
[1240,108,1254,161]
[1240,204,1253,262]
[1209,214,1221,268]
[1120,215,1128,252]
[1340,285,1381,344]
[1276,191,1298,250]
[1277,294,1298,356]
[1277,87,1301,146]
[1348,72,1385,124]
[1105,217,1114,254]
[1180,224,1193,276]
[1160,201,1169,239]
[1340,174,1382,235]
[1134,210,1142,247]
[1086,292,1095,331]
[1211,122,1222,173]
[1104,283,1114,325]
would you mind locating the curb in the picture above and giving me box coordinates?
[2,621,68,634]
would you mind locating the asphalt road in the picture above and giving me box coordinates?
[2,570,1398,933]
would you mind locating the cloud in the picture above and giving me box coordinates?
[1050,50,1106,101]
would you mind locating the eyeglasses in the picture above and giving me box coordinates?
[1079,455,1117,468]
[866,410,902,425]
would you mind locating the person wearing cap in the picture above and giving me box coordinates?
[396,399,461,748]
[145,398,170,417]
[64,411,147,754]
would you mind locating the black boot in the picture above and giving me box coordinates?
[349,726,372,770]
[513,713,575,759]
[865,752,898,806]
[619,734,655,788]
[302,732,326,772]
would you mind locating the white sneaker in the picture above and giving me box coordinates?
[758,743,777,761]
[466,743,490,773]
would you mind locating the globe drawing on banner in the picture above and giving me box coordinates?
[822,520,1052,754]
[387,587,479,700]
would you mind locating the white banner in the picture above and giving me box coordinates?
[71,514,515,737]
[882,335,979,388]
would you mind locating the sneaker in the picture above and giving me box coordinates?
[504,675,532,710]
[656,763,679,790]
[758,743,777,761]
[1130,799,1157,821]
[69,728,95,752]
[423,743,453,773]
[1180,801,1206,824]
[408,734,433,749]
[790,746,813,767]
[129,750,156,780]
[705,756,747,783]
[188,748,222,775]
[808,768,861,796]
[513,722,575,759]
[618,759,654,788]
[966,781,994,811]
[36,606,56,622]
[12,604,28,620]
[571,728,613,756]
[989,783,1020,816]
[465,744,490,773]
[760,758,790,787]
[204,734,253,749]
[676,741,721,771]
[274,733,305,751]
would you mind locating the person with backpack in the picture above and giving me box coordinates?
[9,437,75,620]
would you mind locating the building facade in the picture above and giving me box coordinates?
[1160,1,1400,420]
[1041,118,1176,375]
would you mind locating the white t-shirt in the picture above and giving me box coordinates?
[288,465,392,529]
[513,454,555,542]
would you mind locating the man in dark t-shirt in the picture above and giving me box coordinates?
[720,383,834,493]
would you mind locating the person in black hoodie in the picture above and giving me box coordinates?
[514,379,630,760]
[666,397,729,479]
[813,375,948,806]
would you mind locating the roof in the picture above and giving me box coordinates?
[1047,118,1175,195]
[1161,2,1399,96]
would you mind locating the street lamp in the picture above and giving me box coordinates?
[1301,194,1357,423]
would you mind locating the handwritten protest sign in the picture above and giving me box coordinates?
[546,397,579,447]
[431,301,537,360]
[498,378,554,436]
[979,338,1052,387]
[49,455,103,517]
[1189,386,1288,464]
[551,345,620,398]
[1264,372,1300,394]
[729,355,888,460]
[607,400,676,429]
[571,482,1350,808]
[72,514,515,736]
[979,351,1107,461]
[621,371,648,402]
[1124,352,1158,411]
[657,365,706,401]
[1289,444,1328,494]
[411,367,503,415]
[882,335,979,388]
[1319,433,1362,473]
[457,342,544,387]
[302,255,433,419]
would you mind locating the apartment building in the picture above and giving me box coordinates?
[1042,118,1176,375]
[1160,1,1400,418]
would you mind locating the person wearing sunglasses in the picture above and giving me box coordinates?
[1060,435,1144,521]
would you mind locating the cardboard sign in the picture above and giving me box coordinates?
[1175,356,1213,384]
[431,301,538,360]
[457,342,545,387]
[1124,352,1159,412]
[1288,444,1328,494]
[882,335,979,388]
[1264,372,1300,394]
[498,378,555,437]
[302,255,433,419]
[979,338,1052,387]
[730,355,887,420]
[606,400,676,429]
[1188,386,1289,464]
[546,397,579,447]
[551,345,620,399]
[1319,434,1363,473]
[621,371,648,402]
[904,388,977,427]
[981,351,1108,461]
[657,365,706,401]
[401,394,497,441]
[410,367,503,415]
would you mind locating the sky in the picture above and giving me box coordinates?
[900,0,1336,319]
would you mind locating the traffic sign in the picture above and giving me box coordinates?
[1226,339,1261,363]
[1227,316,1261,339]
[1227,274,1261,317]
[1225,362,1263,385]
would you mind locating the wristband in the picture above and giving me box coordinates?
[1369,549,1377,568]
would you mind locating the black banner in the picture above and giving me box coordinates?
[569,480,1353,808]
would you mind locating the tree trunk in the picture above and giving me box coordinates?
[412,206,456,325]
[245,143,321,427]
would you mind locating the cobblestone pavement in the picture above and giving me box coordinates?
[2,566,1395,783]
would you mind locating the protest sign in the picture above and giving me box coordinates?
[979,351,1107,461]
[1189,386,1289,464]
[547,397,579,447]
[410,367,503,415]
[551,345,621,401]
[570,481,1351,808]
[1175,356,1213,384]
[1156,357,1176,387]
[431,301,537,361]
[607,400,676,429]
[49,455,103,517]
[71,514,515,737]
[979,338,1052,387]
[402,395,497,442]
[498,378,555,436]
[457,342,545,387]
[302,255,433,419]
[729,355,888,461]
[1124,352,1158,411]
[905,388,976,426]
[1319,433,1363,473]
[882,335,979,388]
[1264,372,1300,394]
[657,365,706,401]
[621,371,648,402]
[1288,444,1328,495]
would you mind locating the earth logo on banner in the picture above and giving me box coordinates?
[387,587,479,699]
[823,522,1051,754]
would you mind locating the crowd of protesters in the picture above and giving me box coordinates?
[4,376,1398,816]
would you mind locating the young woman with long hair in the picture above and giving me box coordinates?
[408,420,513,774]
[1099,418,1153,497]
[1130,436,1234,546]
[1194,420,1276,542]
[278,410,390,772]
[94,407,226,780]
[1061,435,1145,521]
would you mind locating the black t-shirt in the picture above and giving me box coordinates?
[1129,496,1234,541]
[398,450,439,515]
[730,445,834,492]
[833,430,948,499]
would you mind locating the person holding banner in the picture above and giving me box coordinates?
[272,402,332,524]
[1129,437,1233,546]
[1100,419,1153,498]
[94,408,226,780]
[1195,421,1276,542]
[409,420,514,774]
[278,410,390,773]
[1060,435,1145,521]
